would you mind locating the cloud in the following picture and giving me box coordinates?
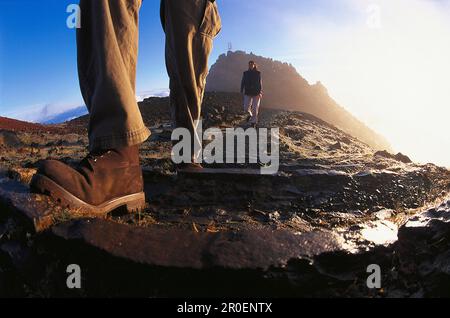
[3,102,85,123]
[5,88,171,124]
[136,88,170,102]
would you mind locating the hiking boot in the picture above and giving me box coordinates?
[30,145,146,215]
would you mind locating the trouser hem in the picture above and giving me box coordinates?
[89,126,151,151]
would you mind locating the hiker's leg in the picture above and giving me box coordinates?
[250,95,261,124]
[31,0,148,212]
[169,81,177,129]
[243,95,253,115]
[78,0,150,151]
[162,0,221,161]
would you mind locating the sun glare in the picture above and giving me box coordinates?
[289,0,450,167]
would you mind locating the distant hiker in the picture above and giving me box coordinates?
[31,0,221,214]
[241,61,263,128]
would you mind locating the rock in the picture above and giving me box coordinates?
[0,224,6,240]
[329,142,342,151]
[0,130,23,148]
[375,150,412,164]
[7,168,37,185]
[0,241,31,270]
[269,211,281,222]
[179,168,268,177]
[396,199,450,296]
[36,218,379,296]
[340,136,352,145]
[50,218,344,271]
[394,153,412,164]
[0,177,59,232]
[374,209,394,220]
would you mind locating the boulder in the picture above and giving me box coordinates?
[396,199,450,296]
[50,218,344,271]
[0,177,56,232]
[375,150,412,164]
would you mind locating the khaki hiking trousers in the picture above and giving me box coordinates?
[77,0,221,152]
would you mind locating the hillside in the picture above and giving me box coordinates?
[206,51,391,151]
[0,116,67,134]
[0,92,449,297]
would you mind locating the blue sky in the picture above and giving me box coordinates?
[0,0,337,120]
[1,0,450,166]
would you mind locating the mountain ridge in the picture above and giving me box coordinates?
[206,50,392,151]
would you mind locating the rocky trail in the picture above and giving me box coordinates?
[0,93,449,297]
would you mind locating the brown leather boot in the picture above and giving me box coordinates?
[30,145,145,215]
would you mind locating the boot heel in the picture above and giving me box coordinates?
[125,196,146,213]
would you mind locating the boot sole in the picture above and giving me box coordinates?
[31,174,146,216]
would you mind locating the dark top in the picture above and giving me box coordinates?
[241,70,263,96]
